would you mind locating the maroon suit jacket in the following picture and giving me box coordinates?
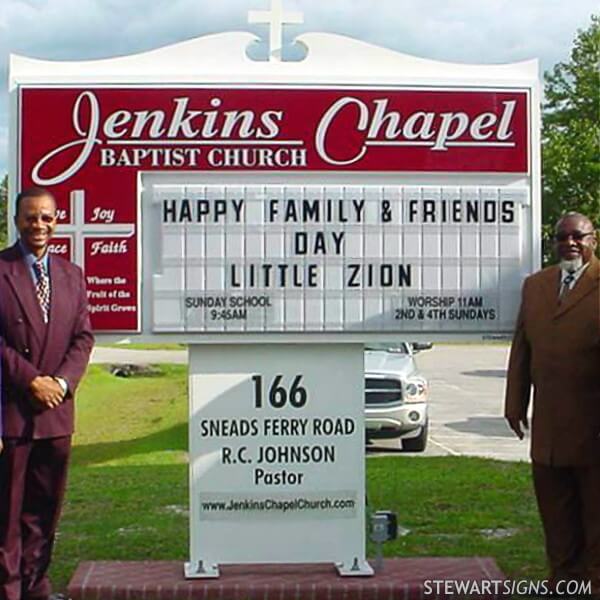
[0,243,94,439]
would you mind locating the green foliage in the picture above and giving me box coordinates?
[542,15,600,263]
[0,174,7,249]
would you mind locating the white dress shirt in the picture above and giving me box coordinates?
[559,262,589,298]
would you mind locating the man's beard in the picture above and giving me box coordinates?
[559,255,584,273]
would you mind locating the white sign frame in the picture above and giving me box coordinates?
[10,30,541,344]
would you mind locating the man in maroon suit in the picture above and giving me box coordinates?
[0,187,94,600]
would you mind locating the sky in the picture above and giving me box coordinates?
[0,0,597,177]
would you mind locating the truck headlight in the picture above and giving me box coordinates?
[404,378,427,402]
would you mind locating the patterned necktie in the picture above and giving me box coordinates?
[559,272,575,301]
[33,260,50,322]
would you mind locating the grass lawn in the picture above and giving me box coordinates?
[102,342,186,350]
[51,364,546,591]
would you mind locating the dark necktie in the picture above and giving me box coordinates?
[559,273,575,301]
[33,260,50,322]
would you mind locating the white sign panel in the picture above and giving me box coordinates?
[187,344,370,576]
[149,183,529,334]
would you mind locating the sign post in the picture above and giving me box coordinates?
[186,344,369,577]
[9,0,540,578]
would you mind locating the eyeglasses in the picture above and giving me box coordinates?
[21,214,56,225]
[554,231,595,243]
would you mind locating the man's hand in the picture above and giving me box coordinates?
[506,415,529,440]
[29,376,64,409]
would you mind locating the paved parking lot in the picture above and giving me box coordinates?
[370,343,530,462]
[94,343,530,462]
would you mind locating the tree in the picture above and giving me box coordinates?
[0,174,7,249]
[542,15,600,263]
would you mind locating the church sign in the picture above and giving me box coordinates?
[10,29,539,339]
[9,1,540,578]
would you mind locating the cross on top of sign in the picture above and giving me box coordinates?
[248,0,303,62]
[59,190,135,269]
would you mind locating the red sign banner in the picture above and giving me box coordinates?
[19,87,529,332]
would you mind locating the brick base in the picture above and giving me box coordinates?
[67,558,506,599]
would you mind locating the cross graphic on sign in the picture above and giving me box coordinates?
[248,0,303,62]
[59,190,135,269]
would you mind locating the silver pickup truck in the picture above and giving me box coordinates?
[365,342,431,452]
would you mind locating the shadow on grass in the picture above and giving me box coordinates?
[72,422,188,466]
